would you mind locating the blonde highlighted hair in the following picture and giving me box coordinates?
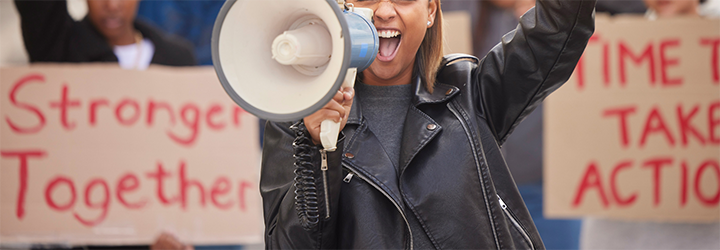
[415,0,444,93]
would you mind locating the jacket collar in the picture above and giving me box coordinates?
[412,76,460,106]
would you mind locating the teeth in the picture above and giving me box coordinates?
[378,30,400,38]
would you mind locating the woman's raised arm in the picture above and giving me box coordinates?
[475,0,596,144]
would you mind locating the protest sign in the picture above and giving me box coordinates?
[443,11,473,55]
[0,64,264,245]
[545,16,720,222]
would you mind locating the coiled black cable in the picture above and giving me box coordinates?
[290,121,320,230]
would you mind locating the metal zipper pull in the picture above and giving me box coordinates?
[343,172,354,183]
[497,195,507,209]
[320,149,330,218]
[321,149,328,171]
[343,164,414,249]
[497,194,535,250]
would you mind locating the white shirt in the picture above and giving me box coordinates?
[113,38,155,70]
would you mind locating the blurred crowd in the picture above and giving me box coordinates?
[2,0,719,249]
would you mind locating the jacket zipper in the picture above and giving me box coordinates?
[447,103,501,249]
[342,164,414,250]
[320,149,331,219]
[497,195,535,250]
[343,172,354,183]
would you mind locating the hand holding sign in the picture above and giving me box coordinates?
[151,232,194,250]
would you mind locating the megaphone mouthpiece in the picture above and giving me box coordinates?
[271,20,332,71]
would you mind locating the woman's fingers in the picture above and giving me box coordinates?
[305,108,343,127]
[151,232,187,250]
[303,101,343,145]
[303,87,355,146]
[326,98,347,122]
[341,87,354,109]
[333,90,344,103]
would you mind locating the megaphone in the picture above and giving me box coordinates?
[212,0,378,151]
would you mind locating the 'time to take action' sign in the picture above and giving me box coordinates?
[0,64,263,245]
[545,16,720,222]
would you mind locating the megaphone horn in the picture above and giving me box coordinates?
[212,0,378,151]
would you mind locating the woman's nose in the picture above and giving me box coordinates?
[106,0,121,10]
[373,1,396,22]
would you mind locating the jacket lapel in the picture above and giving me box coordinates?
[342,77,459,203]
[343,96,404,204]
[399,78,459,175]
[398,106,441,175]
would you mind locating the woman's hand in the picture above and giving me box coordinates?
[150,232,194,250]
[303,87,354,146]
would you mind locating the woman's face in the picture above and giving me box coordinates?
[643,0,699,17]
[347,0,437,85]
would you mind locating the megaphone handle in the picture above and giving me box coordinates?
[319,68,358,151]
[320,120,340,151]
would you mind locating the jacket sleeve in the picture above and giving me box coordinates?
[14,0,76,62]
[475,0,596,144]
[260,121,343,249]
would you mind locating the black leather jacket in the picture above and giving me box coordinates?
[261,0,595,249]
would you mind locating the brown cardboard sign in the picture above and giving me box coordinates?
[443,11,473,55]
[0,64,263,245]
[545,16,720,222]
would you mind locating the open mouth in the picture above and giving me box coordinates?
[377,29,401,62]
[102,16,122,29]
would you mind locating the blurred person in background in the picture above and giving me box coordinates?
[14,0,196,70]
[14,1,197,249]
[580,0,720,249]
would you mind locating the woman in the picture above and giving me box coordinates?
[262,0,596,248]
